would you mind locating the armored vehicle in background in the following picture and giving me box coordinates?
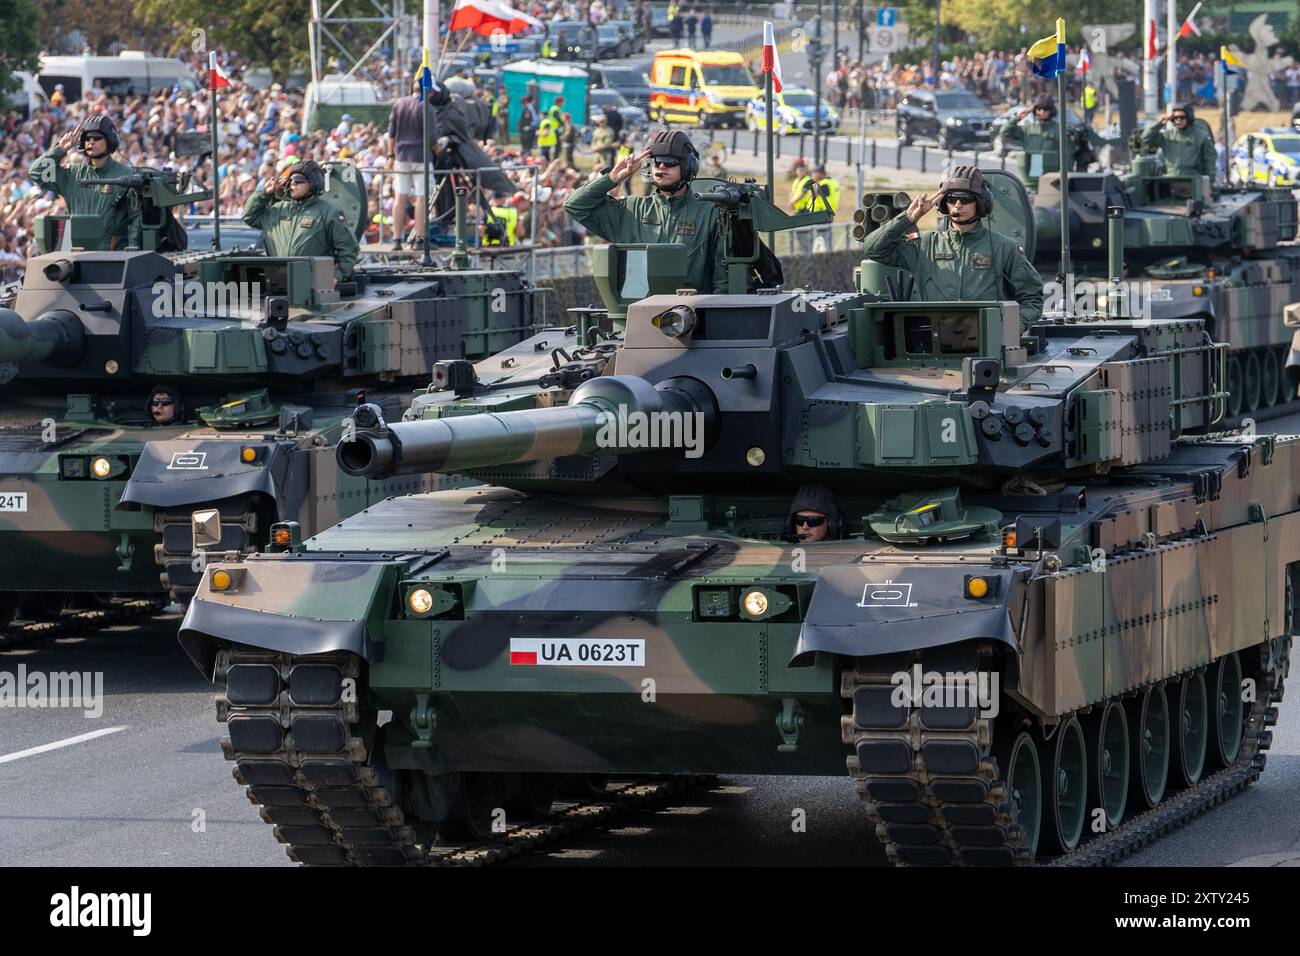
[1029,160,1300,419]
[181,174,1293,866]
[0,161,541,613]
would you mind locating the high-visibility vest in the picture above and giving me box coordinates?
[1082,85,1097,110]
[790,174,812,208]
[487,205,518,245]
[537,118,557,148]
[794,176,839,213]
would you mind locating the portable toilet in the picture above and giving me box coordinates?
[500,60,588,137]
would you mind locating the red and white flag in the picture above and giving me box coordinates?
[1077,46,1091,74]
[208,52,232,90]
[1145,16,1159,61]
[1178,2,1203,38]
[762,21,784,93]
[449,0,543,36]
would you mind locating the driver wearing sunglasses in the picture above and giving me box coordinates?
[787,484,842,543]
[1139,102,1216,177]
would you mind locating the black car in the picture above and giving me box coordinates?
[649,6,673,37]
[586,88,648,134]
[550,22,597,61]
[607,20,646,54]
[896,89,996,150]
[588,63,651,111]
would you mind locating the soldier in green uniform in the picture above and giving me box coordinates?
[1138,103,1217,177]
[30,115,142,251]
[242,161,359,284]
[1004,97,1115,188]
[564,129,727,294]
[860,165,1043,328]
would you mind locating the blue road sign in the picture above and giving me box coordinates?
[877,7,896,27]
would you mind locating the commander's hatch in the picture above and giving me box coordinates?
[978,168,1035,254]
[321,161,369,241]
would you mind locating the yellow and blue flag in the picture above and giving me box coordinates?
[1028,18,1067,79]
[419,48,433,90]
[1220,45,1244,76]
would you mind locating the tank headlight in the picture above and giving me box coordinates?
[272,527,292,547]
[104,360,119,375]
[91,456,113,479]
[746,447,766,467]
[241,446,258,463]
[651,305,696,338]
[1192,286,1204,296]
[742,590,769,618]
[966,576,990,598]
[408,588,434,615]
[211,569,233,591]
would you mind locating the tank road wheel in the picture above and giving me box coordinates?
[1208,652,1246,768]
[1038,717,1087,854]
[440,772,512,843]
[1084,700,1130,831]
[994,730,1042,860]
[18,592,68,621]
[1224,354,1244,418]
[1276,346,1296,404]
[1170,672,1209,787]
[507,773,560,819]
[1241,350,1263,413]
[559,773,612,798]
[1260,348,1282,409]
[1127,685,1170,810]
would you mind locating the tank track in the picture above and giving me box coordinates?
[215,648,708,866]
[0,597,167,648]
[843,636,1289,866]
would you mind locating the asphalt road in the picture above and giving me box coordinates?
[2,404,1298,868]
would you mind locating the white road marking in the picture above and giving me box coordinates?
[0,726,126,765]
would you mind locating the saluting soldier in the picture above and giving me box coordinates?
[564,129,727,294]
[30,115,142,250]
[242,160,359,284]
[1138,103,1217,178]
[861,165,1043,328]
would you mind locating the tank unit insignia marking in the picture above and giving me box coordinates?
[167,451,208,470]
[858,580,916,608]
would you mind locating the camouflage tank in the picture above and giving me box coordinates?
[0,161,541,612]
[1029,159,1300,419]
[179,175,1293,866]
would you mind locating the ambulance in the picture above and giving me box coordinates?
[648,49,760,129]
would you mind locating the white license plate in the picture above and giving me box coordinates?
[0,493,28,512]
[509,638,645,667]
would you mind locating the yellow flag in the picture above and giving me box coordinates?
[1220,45,1245,67]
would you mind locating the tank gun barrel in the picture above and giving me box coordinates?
[0,307,85,366]
[337,375,719,479]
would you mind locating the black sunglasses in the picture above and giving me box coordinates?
[944,192,976,204]
[288,175,309,184]
[652,157,680,168]
[83,133,107,141]
[1171,114,1188,121]
[151,398,175,407]
[792,514,827,528]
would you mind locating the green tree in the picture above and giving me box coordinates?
[0,0,42,94]
[39,0,177,55]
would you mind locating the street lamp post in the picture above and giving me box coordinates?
[932,0,941,87]
[811,1,825,165]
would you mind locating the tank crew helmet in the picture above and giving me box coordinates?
[1033,97,1057,119]
[78,114,119,153]
[444,76,476,98]
[648,129,700,183]
[786,484,842,540]
[937,164,994,219]
[295,160,326,196]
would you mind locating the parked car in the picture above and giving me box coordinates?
[895,89,996,150]
[744,87,838,135]
[607,20,647,54]
[1230,128,1300,187]
[649,6,673,37]
[550,21,597,61]
[588,63,652,111]
[584,88,649,137]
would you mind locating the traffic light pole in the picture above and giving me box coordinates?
[810,1,825,166]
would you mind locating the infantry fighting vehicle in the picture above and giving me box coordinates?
[1029,159,1300,419]
[180,173,1293,866]
[0,162,540,613]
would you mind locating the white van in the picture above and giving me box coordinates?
[36,52,199,101]
[2,72,49,117]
